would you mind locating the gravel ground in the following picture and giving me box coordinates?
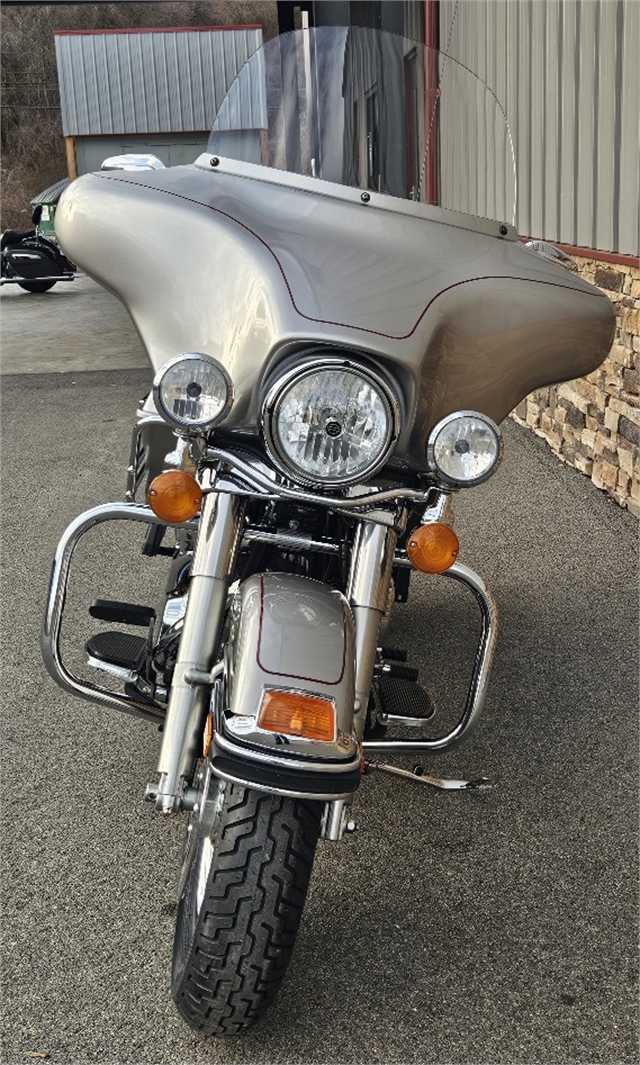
[0,283,638,1065]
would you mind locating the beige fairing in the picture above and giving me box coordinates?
[55,157,615,471]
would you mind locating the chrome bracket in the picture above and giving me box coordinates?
[365,761,494,791]
[320,798,356,840]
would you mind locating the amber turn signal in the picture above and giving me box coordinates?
[407,522,460,574]
[147,470,202,524]
[258,690,337,742]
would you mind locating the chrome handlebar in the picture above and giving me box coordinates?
[203,446,432,513]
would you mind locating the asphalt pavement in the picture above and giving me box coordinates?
[1,279,638,1065]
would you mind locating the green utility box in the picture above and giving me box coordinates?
[30,178,70,242]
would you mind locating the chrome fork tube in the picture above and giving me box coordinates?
[347,516,402,740]
[155,492,245,813]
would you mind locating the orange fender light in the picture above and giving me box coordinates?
[407,522,460,574]
[203,712,214,759]
[148,470,202,524]
[258,690,337,742]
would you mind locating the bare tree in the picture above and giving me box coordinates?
[1,2,278,227]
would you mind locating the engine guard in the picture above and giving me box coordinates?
[210,572,362,800]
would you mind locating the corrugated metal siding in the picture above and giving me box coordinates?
[439,0,639,255]
[55,27,265,137]
[436,27,516,225]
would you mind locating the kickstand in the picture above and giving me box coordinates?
[364,761,494,791]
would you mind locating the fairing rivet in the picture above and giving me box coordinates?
[361,191,370,203]
[499,225,508,235]
[210,157,220,167]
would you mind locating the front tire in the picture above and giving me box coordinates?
[172,778,321,1036]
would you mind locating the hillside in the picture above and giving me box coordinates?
[1,1,277,228]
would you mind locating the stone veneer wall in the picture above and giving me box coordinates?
[511,257,640,517]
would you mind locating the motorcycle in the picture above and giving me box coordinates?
[1,222,75,293]
[1,180,76,293]
[1,161,164,295]
[42,27,615,1036]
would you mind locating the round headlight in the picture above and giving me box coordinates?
[264,361,399,486]
[153,353,233,431]
[427,411,502,486]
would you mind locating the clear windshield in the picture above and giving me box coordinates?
[209,26,516,226]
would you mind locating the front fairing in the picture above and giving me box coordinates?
[56,159,613,470]
[55,26,615,473]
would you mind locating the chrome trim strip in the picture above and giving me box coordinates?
[85,655,135,682]
[0,274,75,285]
[363,561,498,752]
[242,528,340,555]
[210,764,355,802]
[41,502,197,723]
[215,725,361,775]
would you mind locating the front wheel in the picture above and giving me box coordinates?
[172,775,321,1036]
[18,279,56,293]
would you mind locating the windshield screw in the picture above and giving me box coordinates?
[499,224,508,235]
[360,191,370,203]
[210,157,220,168]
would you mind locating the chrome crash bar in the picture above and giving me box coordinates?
[41,502,197,723]
[43,494,497,754]
[363,558,498,753]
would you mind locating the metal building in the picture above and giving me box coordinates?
[55,25,264,177]
[276,0,638,259]
[439,0,639,258]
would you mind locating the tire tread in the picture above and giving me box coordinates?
[172,783,320,1036]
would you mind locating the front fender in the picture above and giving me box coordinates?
[212,573,361,798]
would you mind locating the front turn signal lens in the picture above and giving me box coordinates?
[258,690,337,742]
[407,522,460,574]
[147,470,202,523]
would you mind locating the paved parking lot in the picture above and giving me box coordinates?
[1,275,148,373]
[1,279,638,1064]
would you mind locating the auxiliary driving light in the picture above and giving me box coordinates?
[148,470,202,523]
[153,353,233,431]
[257,690,337,742]
[427,411,502,486]
[407,522,460,574]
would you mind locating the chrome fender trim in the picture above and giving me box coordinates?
[223,572,359,766]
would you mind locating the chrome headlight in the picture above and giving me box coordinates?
[263,360,399,486]
[153,353,233,431]
[427,411,502,486]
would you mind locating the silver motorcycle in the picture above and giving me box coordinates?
[42,27,615,1036]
